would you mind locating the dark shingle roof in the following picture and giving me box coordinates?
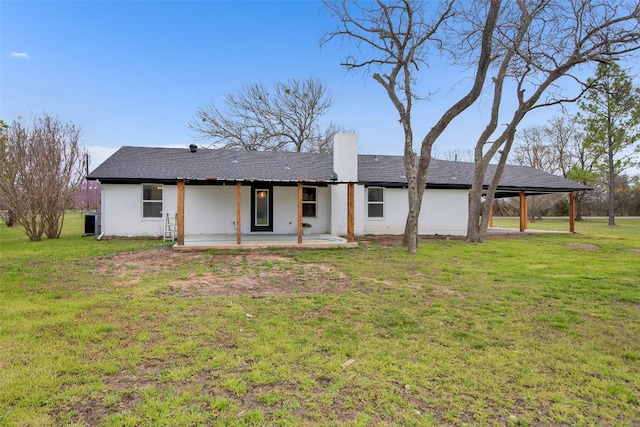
[88,147,589,194]
[358,155,590,195]
[88,146,333,183]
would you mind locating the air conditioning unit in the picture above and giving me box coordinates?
[84,213,101,236]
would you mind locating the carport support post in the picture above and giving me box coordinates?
[347,182,355,243]
[569,192,575,233]
[519,191,528,233]
[297,183,303,244]
[489,204,494,228]
[177,180,185,246]
[236,182,242,244]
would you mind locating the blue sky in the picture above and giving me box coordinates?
[1,0,588,170]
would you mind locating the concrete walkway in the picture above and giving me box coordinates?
[173,233,358,250]
[488,227,570,235]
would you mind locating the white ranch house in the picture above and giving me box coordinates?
[87,134,588,248]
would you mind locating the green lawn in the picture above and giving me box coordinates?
[1,212,638,426]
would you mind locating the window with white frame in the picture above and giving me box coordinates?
[302,187,317,218]
[367,187,384,218]
[142,184,163,218]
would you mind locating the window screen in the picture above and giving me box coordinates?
[367,187,383,218]
[142,184,163,218]
[302,187,317,218]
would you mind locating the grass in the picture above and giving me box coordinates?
[1,212,639,426]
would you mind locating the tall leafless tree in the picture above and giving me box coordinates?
[323,0,500,253]
[189,78,342,153]
[512,126,556,173]
[513,116,594,219]
[466,0,640,242]
[0,114,88,241]
[545,116,583,179]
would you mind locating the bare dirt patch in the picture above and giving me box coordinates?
[565,242,600,251]
[93,248,351,297]
[170,253,350,297]
[93,247,206,285]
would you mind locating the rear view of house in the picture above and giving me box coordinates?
[87,134,588,246]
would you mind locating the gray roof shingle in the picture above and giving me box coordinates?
[88,146,333,183]
[88,146,589,194]
[358,155,589,194]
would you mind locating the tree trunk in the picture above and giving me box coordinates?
[402,150,420,254]
[607,132,616,226]
[404,193,420,254]
[466,162,487,242]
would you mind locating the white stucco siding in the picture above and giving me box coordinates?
[101,181,467,237]
[272,186,330,234]
[101,184,332,236]
[101,183,176,237]
[419,189,468,235]
[333,134,358,182]
[184,185,237,234]
[362,187,468,236]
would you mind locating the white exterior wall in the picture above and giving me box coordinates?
[100,183,331,236]
[271,186,331,234]
[419,189,468,235]
[183,185,237,234]
[330,184,347,235]
[333,133,358,182]
[100,183,177,237]
[362,187,468,236]
[330,133,360,236]
[330,183,366,236]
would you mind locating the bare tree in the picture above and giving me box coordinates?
[466,0,640,242]
[545,116,583,179]
[323,0,500,253]
[512,126,556,173]
[0,120,17,226]
[515,116,595,220]
[189,78,342,153]
[511,125,563,222]
[0,114,88,241]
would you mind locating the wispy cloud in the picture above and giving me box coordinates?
[10,52,31,60]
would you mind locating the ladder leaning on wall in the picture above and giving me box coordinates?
[163,211,177,242]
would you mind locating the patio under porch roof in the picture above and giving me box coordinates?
[173,233,358,250]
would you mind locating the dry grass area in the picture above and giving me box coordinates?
[94,247,351,297]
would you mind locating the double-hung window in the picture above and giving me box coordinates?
[142,184,163,218]
[367,187,384,218]
[302,187,317,218]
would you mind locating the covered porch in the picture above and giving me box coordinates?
[173,180,357,249]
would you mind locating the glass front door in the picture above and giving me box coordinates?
[251,185,273,232]
[255,189,269,226]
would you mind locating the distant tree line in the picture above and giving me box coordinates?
[509,62,640,222]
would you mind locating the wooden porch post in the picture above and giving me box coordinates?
[177,180,185,246]
[347,182,355,243]
[519,191,527,232]
[236,182,242,244]
[569,192,575,233]
[524,195,528,229]
[489,204,494,228]
[297,183,303,244]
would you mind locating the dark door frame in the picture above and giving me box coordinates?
[250,183,273,232]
